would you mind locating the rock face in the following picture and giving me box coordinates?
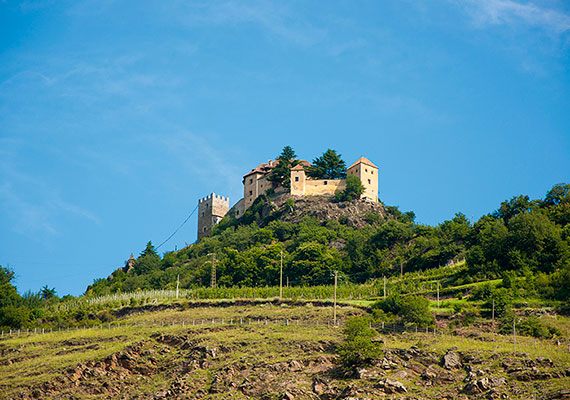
[442,350,462,370]
[376,378,407,394]
[259,193,387,231]
[463,376,506,394]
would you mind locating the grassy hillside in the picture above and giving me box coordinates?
[1,302,569,399]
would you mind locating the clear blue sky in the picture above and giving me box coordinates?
[1,1,569,296]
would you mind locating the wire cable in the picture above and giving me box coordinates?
[156,204,199,250]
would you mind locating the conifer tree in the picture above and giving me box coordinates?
[307,149,346,179]
[268,146,300,188]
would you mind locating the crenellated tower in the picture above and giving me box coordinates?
[197,193,230,241]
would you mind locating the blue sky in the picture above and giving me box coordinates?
[1,0,569,296]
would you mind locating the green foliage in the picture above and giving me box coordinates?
[483,288,513,319]
[134,241,162,275]
[83,178,569,323]
[516,316,561,339]
[0,305,30,329]
[337,316,381,372]
[335,175,365,202]
[372,294,434,327]
[41,285,57,300]
[307,149,346,179]
[267,146,300,188]
[467,184,570,281]
[364,213,381,224]
[0,267,22,307]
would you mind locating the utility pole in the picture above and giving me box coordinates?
[209,253,216,288]
[279,250,283,299]
[513,317,516,355]
[333,270,338,326]
[383,275,386,299]
[491,299,495,342]
[176,274,180,300]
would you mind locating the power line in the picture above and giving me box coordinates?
[156,204,199,250]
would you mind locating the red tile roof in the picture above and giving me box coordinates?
[348,156,378,170]
[243,159,310,178]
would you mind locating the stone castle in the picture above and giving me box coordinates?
[197,156,378,240]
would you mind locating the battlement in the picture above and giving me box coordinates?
[197,192,230,241]
[199,193,230,204]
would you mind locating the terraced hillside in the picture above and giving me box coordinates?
[1,302,569,399]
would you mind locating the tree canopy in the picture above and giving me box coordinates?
[267,146,300,188]
[307,149,347,180]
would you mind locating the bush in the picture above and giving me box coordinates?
[516,316,561,339]
[372,295,434,328]
[335,175,365,202]
[483,288,513,319]
[0,305,30,329]
[337,316,382,373]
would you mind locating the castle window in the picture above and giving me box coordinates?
[203,227,206,232]
[365,169,368,172]
[249,190,252,195]
[368,179,371,184]
[249,178,253,184]
[371,171,374,174]
[324,181,327,185]
[295,177,299,182]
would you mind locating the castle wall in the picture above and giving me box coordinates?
[228,198,245,219]
[243,172,262,210]
[197,193,230,240]
[243,173,274,209]
[291,167,306,196]
[304,179,346,196]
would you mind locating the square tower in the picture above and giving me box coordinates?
[197,193,230,241]
[347,157,379,202]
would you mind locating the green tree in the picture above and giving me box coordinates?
[493,195,537,221]
[373,294,434,327]
[40,285,57,300]
[335,175,365,202]
[544,183,570,206]
[134,241,162,275]
[307,149,346,179]
[337,316,381,373]
[267,146,300,188]
[0,267,22,307]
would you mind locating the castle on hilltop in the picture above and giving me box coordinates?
[197,156,379,240]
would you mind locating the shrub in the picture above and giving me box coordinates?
[364,213,381,224]
[484,288,513,319]
[516,316,561,339]
[335,175,365,202]
[337,316,382,373]
[372,294,434,328]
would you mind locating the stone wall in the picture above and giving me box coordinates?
[304,179,346,196]
[197,193,230,240]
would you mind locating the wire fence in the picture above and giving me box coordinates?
[2,316,569,358]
